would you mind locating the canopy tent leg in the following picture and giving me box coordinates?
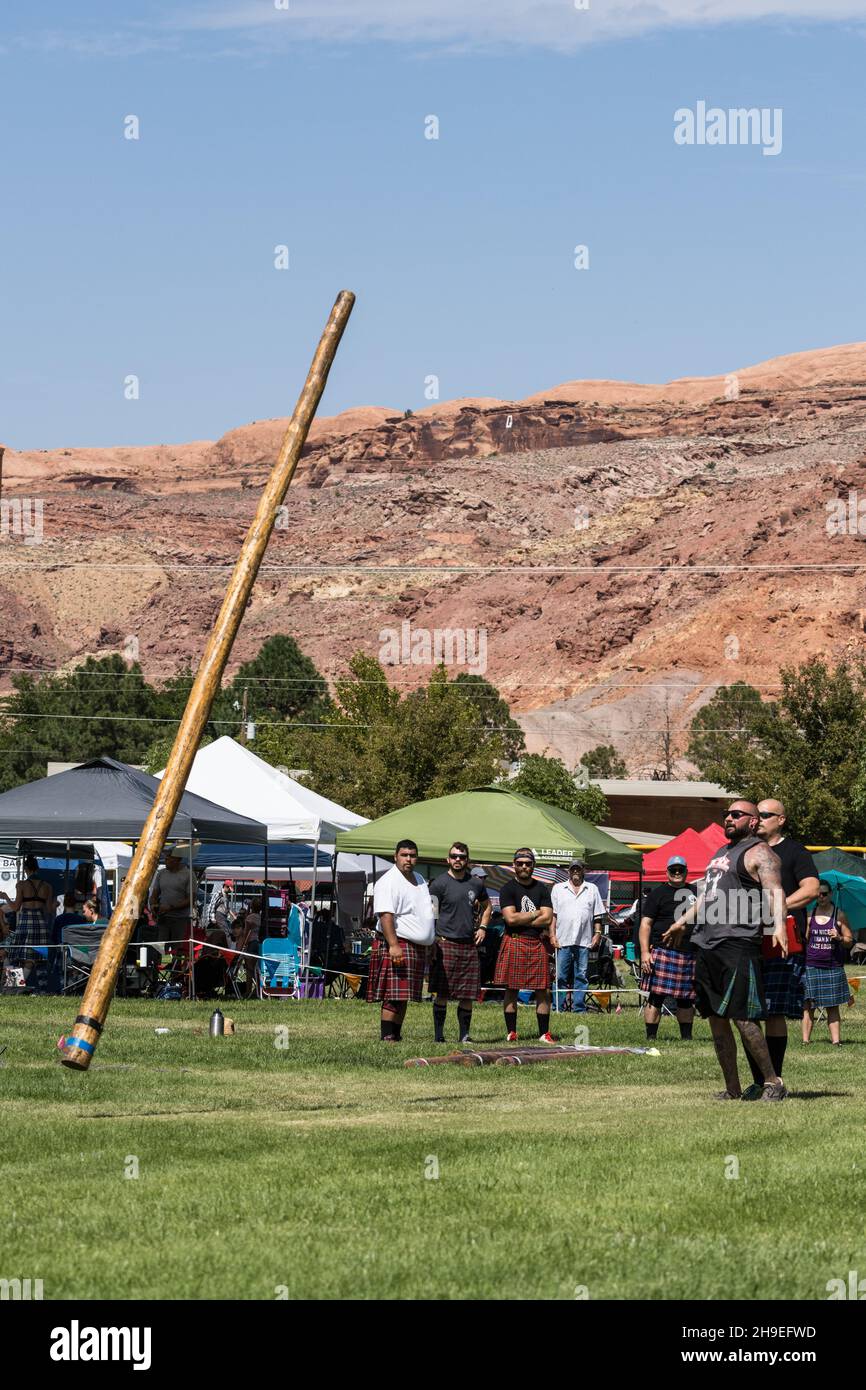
[188,834,196,1001]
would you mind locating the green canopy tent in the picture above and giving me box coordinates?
[333,786,642,871]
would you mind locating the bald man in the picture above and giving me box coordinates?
[750,799,820,1097]
[663,800,788,1101]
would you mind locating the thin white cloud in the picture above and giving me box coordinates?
[168,0,866,50]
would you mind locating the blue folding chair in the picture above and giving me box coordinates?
[260,937,301,997]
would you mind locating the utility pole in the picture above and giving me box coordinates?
[239,686,249,745]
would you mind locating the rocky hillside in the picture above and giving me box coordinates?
[3,342,866,772]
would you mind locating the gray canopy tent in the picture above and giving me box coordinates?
[0,756,268,997]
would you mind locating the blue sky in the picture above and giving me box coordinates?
[2,0,865,449]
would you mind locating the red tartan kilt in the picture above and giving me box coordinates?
[428,938,481,1000]
[367,935,429,1002]
[493,933,551,991]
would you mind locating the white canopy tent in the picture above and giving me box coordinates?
[157,737,374,962]
[157,737,366,842]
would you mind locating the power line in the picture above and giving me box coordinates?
[1,561,866,573]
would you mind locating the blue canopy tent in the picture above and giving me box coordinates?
[816,870,866,935]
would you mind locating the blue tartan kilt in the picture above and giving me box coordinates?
[648,947,696,1002]
[803,964,851,1009]
[762,955,806,1018]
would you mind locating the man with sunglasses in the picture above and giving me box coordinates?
[638,855,697,1041]
[750,799,820,1097]
[663,802,788,1101]
[428,842,491,1043]
[494,848,555,1042]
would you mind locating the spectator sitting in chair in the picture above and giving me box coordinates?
[81,897,109,929]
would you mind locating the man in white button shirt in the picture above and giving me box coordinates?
[369,839,435,1042]
[551,861,605,1013]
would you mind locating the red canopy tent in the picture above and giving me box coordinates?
[638,826,725,883]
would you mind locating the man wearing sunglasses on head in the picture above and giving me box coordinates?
[663,801,788,1101]
[494,849,555,1042]
[428,842,491,1044]
[749,798,820,1097]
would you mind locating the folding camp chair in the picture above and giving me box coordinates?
[260,937,301,998]
[61,923,108,994]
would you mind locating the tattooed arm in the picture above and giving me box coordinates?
[743,840,788,956]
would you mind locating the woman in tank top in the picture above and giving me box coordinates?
[802,882,853,1045]
[0,854,55,986]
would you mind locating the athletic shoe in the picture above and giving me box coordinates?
[713,1090,741,1101]
[539,1032,559,1045]
[506,1031,519,1042]
[759,1081,787,1102]
[740,1082,765,1101]
[381,1036,401,1044]
[459,1035,473,1044]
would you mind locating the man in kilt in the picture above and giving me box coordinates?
[494,848,555,1042]
[638,855,698,1041]
[663,802,788,1101]
[369,839,435,1042]
[428,842,490,1043]
[750,799,819,1097]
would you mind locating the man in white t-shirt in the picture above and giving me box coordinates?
[550,861,605,1013]
[370,839,435,1042]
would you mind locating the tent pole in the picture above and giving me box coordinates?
[188,830,196,1001]
[306,839,318,998]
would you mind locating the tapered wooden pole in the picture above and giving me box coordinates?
[60,291,355,1069]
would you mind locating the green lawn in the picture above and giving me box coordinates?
[1,991,864,1300]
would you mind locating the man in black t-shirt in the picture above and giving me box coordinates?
[750,799,820,1096]
[493,848,555,1042]
[638,856,697,1042]
[428,842,491,1044]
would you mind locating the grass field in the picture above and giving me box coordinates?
[2,991,864,1301]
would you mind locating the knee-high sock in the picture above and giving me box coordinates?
[767,1032,787,1079]
[504,1007,517,1037]
[432,1002,447,1043]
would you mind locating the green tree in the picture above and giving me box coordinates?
[579,744,627,779]
[226,635,330,726]
[0,655,159,791]
[452,673,525,762]
[255,656,508,818]
[505,752,609,824]
[686,681,766,787]
[688,660,866,843]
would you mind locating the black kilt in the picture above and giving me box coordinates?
[695,942,766,1021]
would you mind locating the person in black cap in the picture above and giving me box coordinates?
[638,855,698,1040]
[494,849,555,1042]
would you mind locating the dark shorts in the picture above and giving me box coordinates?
[763,955,805,1018]
[648,947,696,1003]
[367,936,429,1002]
[695,941,766,1021]
[428,938,481,1000]
[493,933,551,992]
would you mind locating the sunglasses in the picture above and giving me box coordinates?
[514,860,534,867]
[725,809,753,820]
[449,853,468,860]
[757,811,779,820]
[668,866,686,873]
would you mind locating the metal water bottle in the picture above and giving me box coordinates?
[209,1008,225,1037]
